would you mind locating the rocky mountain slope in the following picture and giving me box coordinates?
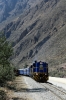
[0,0,66,77]
[0,0,41,23]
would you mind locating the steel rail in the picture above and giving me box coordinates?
[41,83,66,100]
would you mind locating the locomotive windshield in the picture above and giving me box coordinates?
[39,64,43,70]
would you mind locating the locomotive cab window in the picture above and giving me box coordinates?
[39,64,43,70]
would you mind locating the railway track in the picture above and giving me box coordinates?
[41,82,66,100]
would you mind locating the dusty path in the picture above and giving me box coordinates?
[7,76,33,100]
[6,76,66,100]
[48,77,66,90]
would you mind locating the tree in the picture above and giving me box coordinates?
[0,34,13,67]
[0,32,15,85]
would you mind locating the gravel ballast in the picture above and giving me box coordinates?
[7,76,66,100]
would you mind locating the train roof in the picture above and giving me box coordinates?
[18,67,29,70]
[18,68,25,70]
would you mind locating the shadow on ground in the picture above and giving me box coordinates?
[15,87,49,92]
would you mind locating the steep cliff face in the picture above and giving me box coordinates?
[0,0,66,77]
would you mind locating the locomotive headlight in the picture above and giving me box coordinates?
[36,73,38,75]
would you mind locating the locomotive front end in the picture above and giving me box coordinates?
[32,61,48,82]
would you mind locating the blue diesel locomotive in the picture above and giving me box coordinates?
[17,61,48,82]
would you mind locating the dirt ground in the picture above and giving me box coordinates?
[6,76,32,100]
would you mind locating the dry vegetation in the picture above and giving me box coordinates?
[0,76,31,100]
[6,76,32,100]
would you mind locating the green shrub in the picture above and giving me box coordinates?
[0,32,15,86]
